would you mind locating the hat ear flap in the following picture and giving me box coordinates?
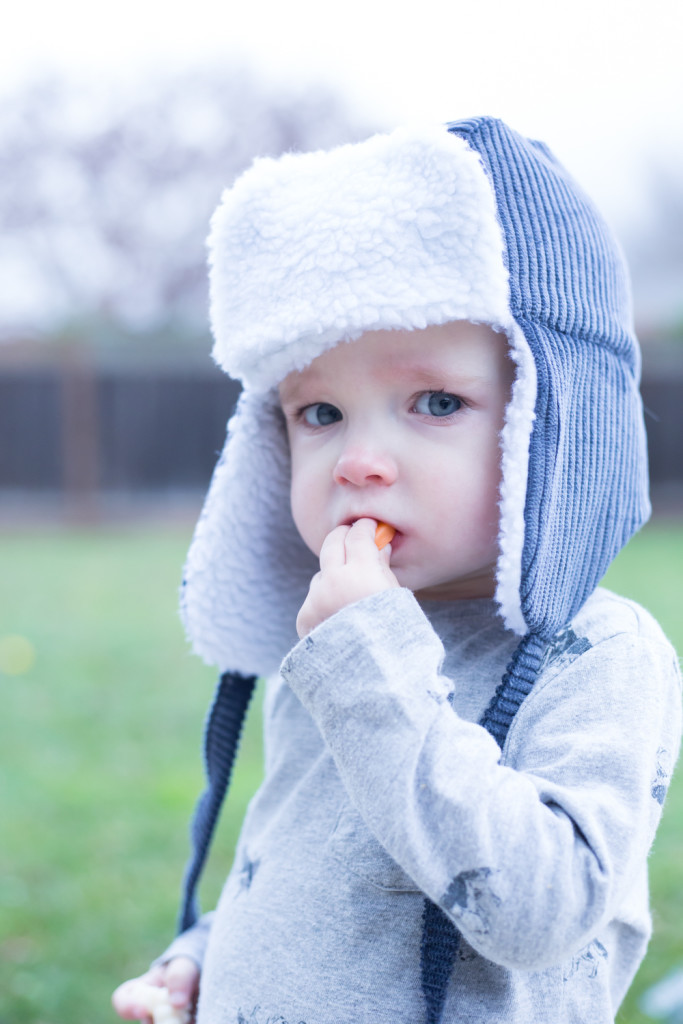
[181,390,317,675]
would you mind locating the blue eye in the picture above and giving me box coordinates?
[303,402,342,426]
[415,392,462,417]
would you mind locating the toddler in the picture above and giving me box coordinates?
[113,118,681,1024]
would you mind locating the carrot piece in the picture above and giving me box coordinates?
[374,522,396,550]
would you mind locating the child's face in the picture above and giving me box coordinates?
[278,322,514,601]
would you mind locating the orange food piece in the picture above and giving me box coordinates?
[374,522,396,550]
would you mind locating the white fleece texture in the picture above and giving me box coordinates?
[208,125,512,390]
[183,124,536,672]
[495,322,537,635]
[181,390,318,674]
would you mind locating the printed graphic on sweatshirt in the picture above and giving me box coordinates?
[237,855,260,893]
[455,936,478,963]
[237,1008,307,1024]
[651,747,673,805]
[539,627,592,674]
[564,939,608,981]
[441,867,501,936]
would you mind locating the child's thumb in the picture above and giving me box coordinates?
[165,956,200,1007]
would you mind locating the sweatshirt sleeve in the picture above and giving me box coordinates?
[152,912,214,970]
[280,588,682,971]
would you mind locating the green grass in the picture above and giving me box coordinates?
[0,520,681,1024]
[0,526,264,1024]
[602,523,683,1023]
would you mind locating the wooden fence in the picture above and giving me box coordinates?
[0,366,238,495]
[0,364,681,502]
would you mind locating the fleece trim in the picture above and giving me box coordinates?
[448,118,650,637]
[208,125,514,391]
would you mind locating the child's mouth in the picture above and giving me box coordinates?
[340,516,402,550]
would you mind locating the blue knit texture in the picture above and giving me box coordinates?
[480,632,547,746]
[420,631,548,1021]
[178,671,257,934]
[421,899,462,1024]
[448,117,650,640]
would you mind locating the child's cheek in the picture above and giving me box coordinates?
[289,483,326,558]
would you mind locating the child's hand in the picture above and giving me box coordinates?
[296,518,399,638]
[111,957,199,1023]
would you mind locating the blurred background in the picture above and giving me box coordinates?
[1,1,682,1021]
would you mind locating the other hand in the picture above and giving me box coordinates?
[111,956,199,1023]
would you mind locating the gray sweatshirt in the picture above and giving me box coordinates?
[163,587,681,1024]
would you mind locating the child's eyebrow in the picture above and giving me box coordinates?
[277,376,312,406]
[278,360,493,403]
[375,360,494,389]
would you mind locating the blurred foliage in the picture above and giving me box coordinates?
[0,66,377,360]
[2,67,681,360]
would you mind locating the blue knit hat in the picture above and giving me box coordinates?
[176,118,650,1021]
[454,118,649,638]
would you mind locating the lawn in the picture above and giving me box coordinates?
[0,519,681,1024]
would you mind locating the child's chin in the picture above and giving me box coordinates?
[412,573,496,602]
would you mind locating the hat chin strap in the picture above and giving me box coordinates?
[177,671,257,934]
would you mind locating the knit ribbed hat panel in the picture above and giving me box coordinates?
[451,120,637,351]
[448,118,650,638]
[517,320,649,634]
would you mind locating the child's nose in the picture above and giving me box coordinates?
[332,444,398,487]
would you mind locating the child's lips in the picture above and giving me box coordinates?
[340,515,396,530]
[339,516,403,547]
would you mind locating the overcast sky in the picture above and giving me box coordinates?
[4,0,682,230]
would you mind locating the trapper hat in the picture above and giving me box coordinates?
[177,118,650,1022]
[181,118,649,677]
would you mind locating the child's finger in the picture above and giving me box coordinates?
[112,972,195,1024]
[165,957,200,1008]
[378,540,393,564]
[318,525,350,570]
[344,518,384,558]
